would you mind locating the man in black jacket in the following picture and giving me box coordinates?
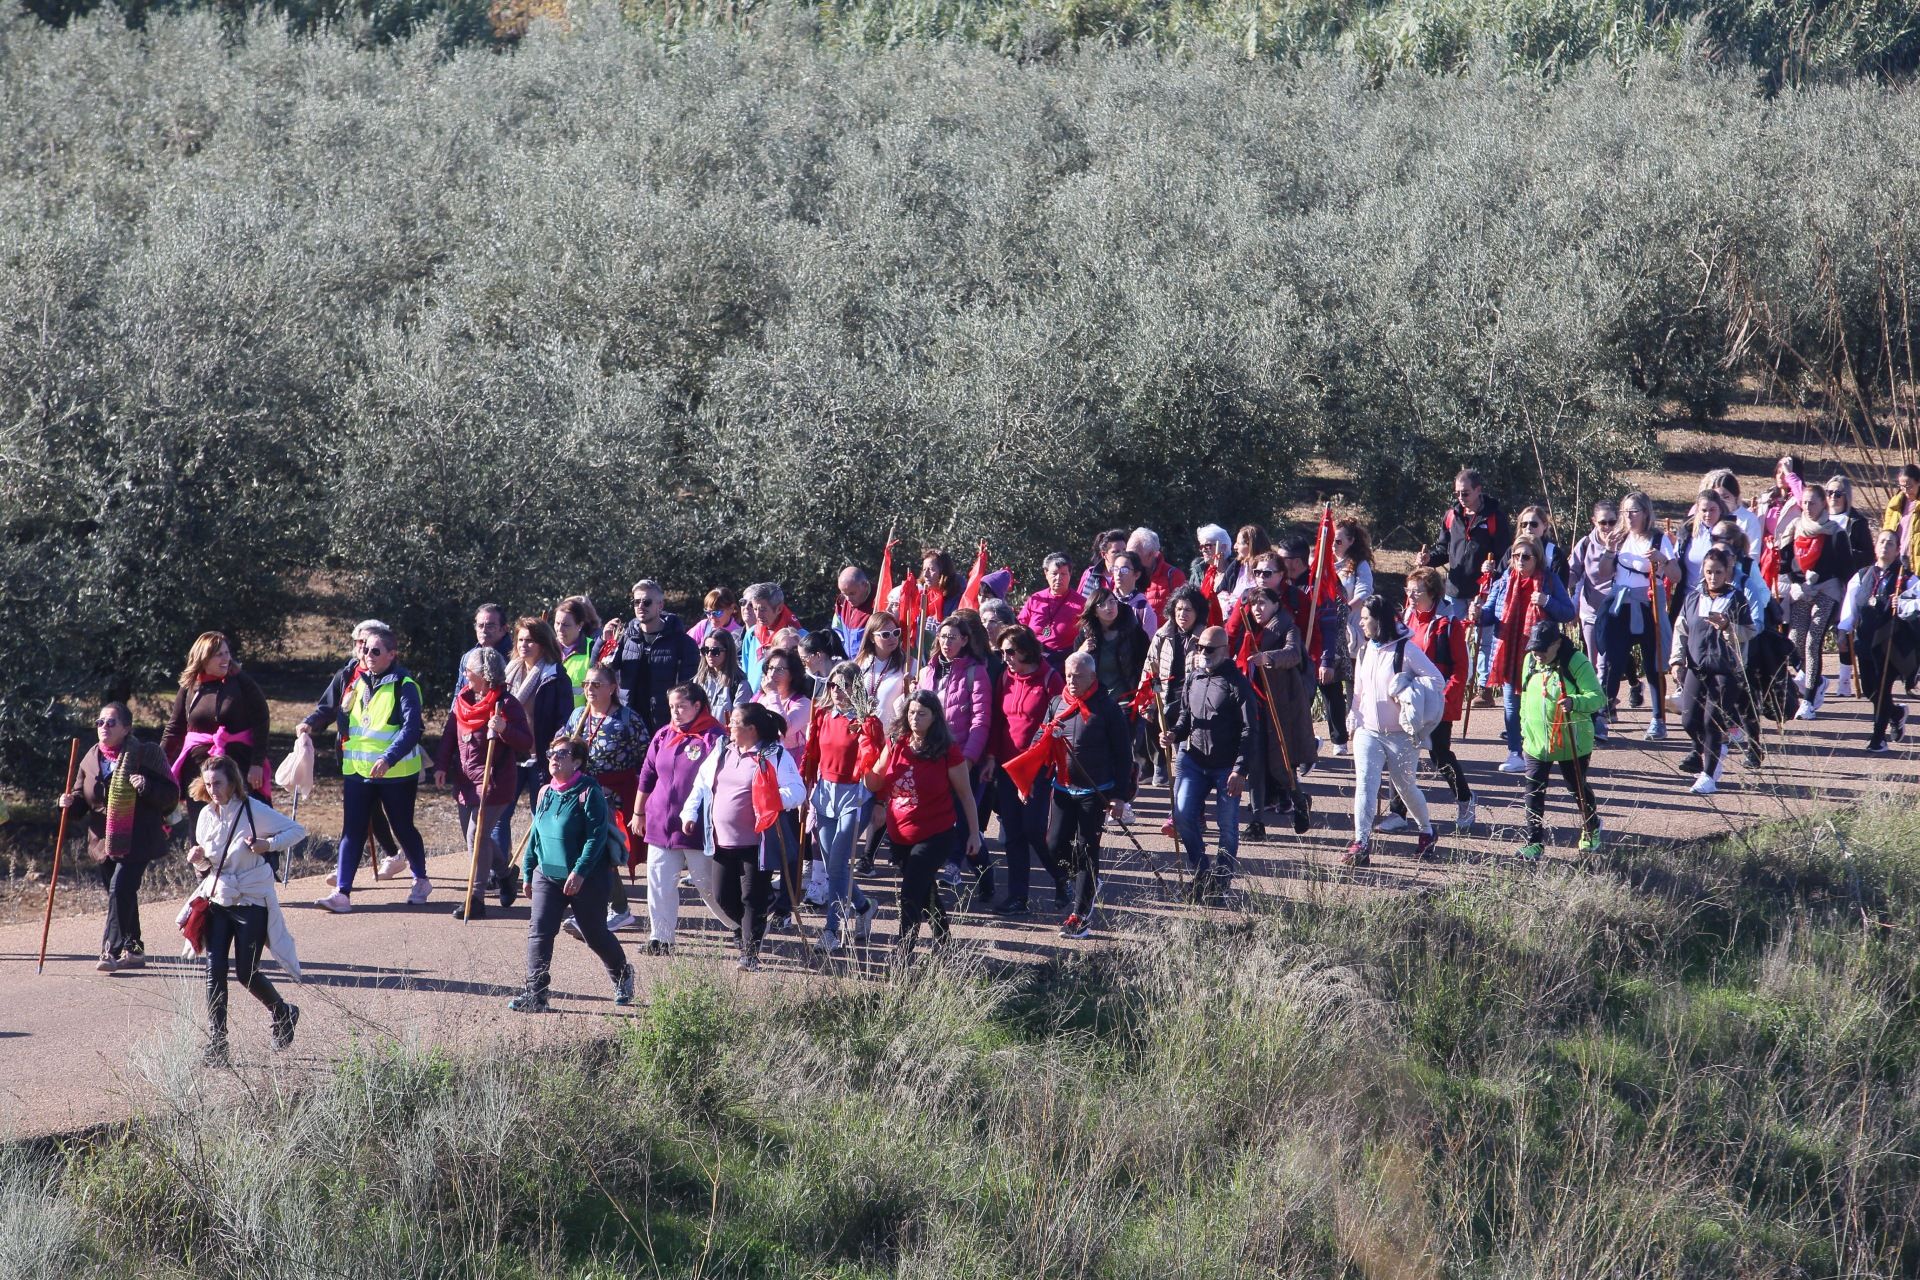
[1162,627,1255,902]
[608,579,699,736]
[1422,469,1511,619]
[1043,653,1135,939]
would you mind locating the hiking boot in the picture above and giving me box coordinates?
[507,991,550,1013]
[1340,841,1371,868]
[1414,830,1440,862]
[1292,793,1312,834]
[1514,842,1545,863]
[613,962,636,1006]
[271,1003,300,1051]
[498,866,521,910]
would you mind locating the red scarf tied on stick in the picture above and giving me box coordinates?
[751,752,785,833]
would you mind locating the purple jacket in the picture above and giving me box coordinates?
[926,654,992,763]
[636,720,723,850]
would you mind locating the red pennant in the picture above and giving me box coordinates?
[896,570,922,639]
[958,541,990,611]
[874,536,897,623]
[1309,505,1340,607]
[751,757,783,833]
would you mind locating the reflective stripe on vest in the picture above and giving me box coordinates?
[343,674,423,778]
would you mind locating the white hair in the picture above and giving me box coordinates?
[1128,527,1162,553]
[1195,524,1230,547]
[351,618,391,640]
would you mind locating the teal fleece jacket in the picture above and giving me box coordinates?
[523,772,610,882]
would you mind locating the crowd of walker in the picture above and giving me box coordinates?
[47,460,1920,1061]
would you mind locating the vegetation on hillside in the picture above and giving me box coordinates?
[6,13,1920,789]
[5,798,1918,1277]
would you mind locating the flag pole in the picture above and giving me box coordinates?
[461,734,498,923]
[36,738,83,974]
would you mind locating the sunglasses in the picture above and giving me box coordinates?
[364,646,388,656]
[1595,518,1617,527]
[705,608,726,617]
[1197,642,1226,653]
[700,645,728,655]
[871,628,901,639]
[546,748,574,761]
[95,716,120,727]
[633,598,660,609]
[1521,521,1542,529]
[1254,568,1279,577]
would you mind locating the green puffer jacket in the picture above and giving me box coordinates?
[1518,648,1604,762]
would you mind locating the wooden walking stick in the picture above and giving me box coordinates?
[460,735,498,923]
[37,738,82,974]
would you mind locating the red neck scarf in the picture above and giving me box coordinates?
[752,604,798,648]
[453,686,501,733]
[1492,570,1544,688]
[663,711,721,751]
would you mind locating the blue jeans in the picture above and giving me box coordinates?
[484,765,526,879]
[1503,686,1523,755]
[810,780,873,938]
[335,774,427,893]
[1172,753,1241,882]
[993,770,1052,904]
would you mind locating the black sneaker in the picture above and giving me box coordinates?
[499,866,521,910]
[1184,870,1212,905]
[1292,793,1312,835]
[1245,820,1267,841]
[452,899,487,921]
[973,865,996,903]
[203,1037,231,1068]
[1743,743,1766,768]
[855,853,875,876]
[992,898,1029,916]
[271,1003,300,1051]
[613,962,636,1006]
[507,991,550,1013]
[1676,753,1703,776]
[1629,682,1646,710]
[646,939,671,957]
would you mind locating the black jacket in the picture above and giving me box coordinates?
[1424,496,1512,602]
[1170,659,1257,777]
[1047,689,1136,802]
[614,613,700,735]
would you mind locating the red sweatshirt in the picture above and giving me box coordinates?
[801,708,883,786]
[990,664,1065,763]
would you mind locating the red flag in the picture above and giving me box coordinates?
[896,570,921,639]
[1002,729,1067,802]
[958,541,990,611]
[1308,505,1340,606]
[751,757,783,833]
[874,536,897,623]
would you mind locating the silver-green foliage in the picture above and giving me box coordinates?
[5,12,1920,783]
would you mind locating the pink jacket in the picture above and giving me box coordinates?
[926,655,992,763]
[1018,589,1086,655]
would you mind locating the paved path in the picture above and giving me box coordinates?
[4,687,1915,1140]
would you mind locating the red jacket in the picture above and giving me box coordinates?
[1141,556,1188,618]
[990,664,1065,763]
[1404,607,1468,722]
[801,708,883,786]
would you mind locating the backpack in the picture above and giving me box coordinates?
[1389,639,1447,745]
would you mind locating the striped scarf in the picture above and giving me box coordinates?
[101,746,136,861]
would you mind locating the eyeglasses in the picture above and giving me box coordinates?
[765,666,792,677]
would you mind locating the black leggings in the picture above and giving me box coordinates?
[1523,755,1598,844]
[204,902,283,1037]
[1043,792,1104,919]
[892,828,956,945]
[1318,675,1350,747]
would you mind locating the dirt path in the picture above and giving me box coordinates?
[4,683,1913,1141]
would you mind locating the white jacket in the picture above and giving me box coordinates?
[1349,631,1446,736]
[184,796,305,979]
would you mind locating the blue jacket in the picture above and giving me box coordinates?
[1476,570,1577,634]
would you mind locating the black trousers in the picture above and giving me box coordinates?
[95,858,147,958]
[1393,720,1471,816]
[204,902,282,1037]
[713,844,775,955]
[893,828,956,944]
[526,865,626,999]
[1858,623,1915,744]
[1318,675,1350,747]
[1043,792,1104,918]
[1680,669,1755,766]
[1523,755,1598,844]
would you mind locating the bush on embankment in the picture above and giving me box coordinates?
[6,11,1920,788]
[6,798,1918,1277]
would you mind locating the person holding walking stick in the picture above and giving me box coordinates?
[1239,584,1317,835]
[864,691,985,957]
[1031,655,1132,940]
[37,738,83,975]
[435,646,532,921]
[1161,626,1254,902]
[59,704,180,972]
[1667,547,1758,795]
[1513,622,1603,863]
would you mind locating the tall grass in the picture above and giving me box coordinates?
[13,797,1919,1277]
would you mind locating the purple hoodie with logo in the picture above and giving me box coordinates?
[637,721,723,850]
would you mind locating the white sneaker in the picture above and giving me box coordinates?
[1374,813,1411,834]
[1498,753,1528,774]
[606,910,637,932]
[376,853,409,880]
[812,930,843,955]
[314,892,352,914]
[1836,665,1853,697]
[1794,703,1818,721]
[1455,800,1476,830]
[1810,679,1827,710]
[407,877,433,905]
[1643,720,1667,741]
[1326,741,1348,757]
[561,916,585,942]
[1115,803,1136,825]
[323,870,338,888]
[1689,772,1718,795]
